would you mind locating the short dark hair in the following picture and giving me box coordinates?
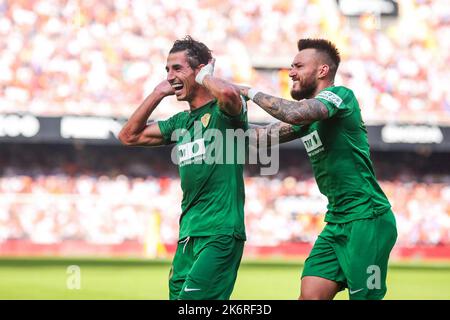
[169,35,212,69]
[297,38,341,79]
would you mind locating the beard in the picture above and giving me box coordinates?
[290,79,317,101]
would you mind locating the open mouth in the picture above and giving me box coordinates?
[172,83,184,95]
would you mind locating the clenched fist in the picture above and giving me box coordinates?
[154,80,175,97]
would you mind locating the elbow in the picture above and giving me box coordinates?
[118,129,136,146]
[281,116,302,126]
[286,116,316,126]
[219,86,241,106]
[284,112,312,125]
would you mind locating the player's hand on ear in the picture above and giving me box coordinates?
[195,58,215,85]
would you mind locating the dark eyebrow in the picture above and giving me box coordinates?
[166,64,183,72]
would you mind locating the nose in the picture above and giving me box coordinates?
[288,68,296,78]
[167,70,175,82]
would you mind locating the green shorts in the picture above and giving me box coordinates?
[169,234,244,300]
[302,210,397,300]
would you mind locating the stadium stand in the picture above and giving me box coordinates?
[0,0,449,259]
[0,145,448,257]
[0,0,448,123]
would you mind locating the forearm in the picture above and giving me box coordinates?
[120,91,164,140]
[202,75,236,101]
[249,121,299,147]
[252,92,328,125]
[202,75,241,115]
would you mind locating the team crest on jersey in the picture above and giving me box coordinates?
[201,113,211,128]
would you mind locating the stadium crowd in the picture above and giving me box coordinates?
[0,0,449,124]
[0,145,448,248]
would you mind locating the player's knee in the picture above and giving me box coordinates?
[299,289,329,300]
[299,278,339,300]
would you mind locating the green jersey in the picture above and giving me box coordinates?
[293,86,391,223]
[158,98,247,240]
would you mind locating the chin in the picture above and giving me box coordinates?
[291,85,316,100]
[290,90,304,101]
[175,93,187,101]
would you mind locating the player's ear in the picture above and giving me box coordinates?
[318,64,329,79]
[194,63,205,74]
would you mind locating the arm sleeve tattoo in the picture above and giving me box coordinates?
[252,92,329,125]
[249,121,299,147]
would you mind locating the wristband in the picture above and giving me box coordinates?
[195,62,214,85]
[248,88,260,100]
[195,71,207,85]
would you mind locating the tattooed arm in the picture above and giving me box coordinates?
[249,121,300,147]
[253,92,328,125]
[235,86,328,125]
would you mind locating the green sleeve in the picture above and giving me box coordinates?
[292,124,302,133]
[217,95,248,128]
[157,112,185,144]
[315,86,354,118]
[291,124,305,138]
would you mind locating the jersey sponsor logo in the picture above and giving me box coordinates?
[301,130,324,155]
[316,90,343,109]
[178,138,206,164]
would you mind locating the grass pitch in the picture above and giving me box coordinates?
[0,257,449,300]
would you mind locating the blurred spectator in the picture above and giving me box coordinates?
[0,145,448,247]
[0,0,449,123]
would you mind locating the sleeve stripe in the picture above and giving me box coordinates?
[315,91,343,109]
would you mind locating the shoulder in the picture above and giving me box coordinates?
[169,110,190,122]
[158,110,189,131]
[317,85,355,100]
[177,110,191,117]
[315,86,356,108]
[214,97,248,126]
